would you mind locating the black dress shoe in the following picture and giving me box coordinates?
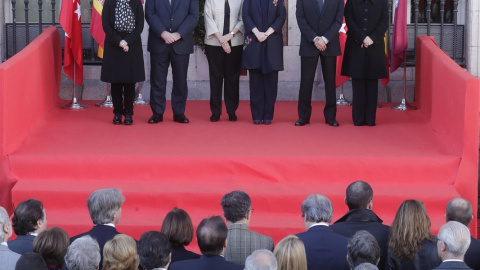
[228,113,237,122]
[253,120,262,125]
[174,114,189,123]
[295,119,310,126]
[148,114,163,124]
[210,114,220,122]
[263,120,272,125]
[124,115,133,125]
[113,114,122,125]
[325,119,340,127]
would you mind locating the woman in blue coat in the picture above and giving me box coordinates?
[242,0,286,124]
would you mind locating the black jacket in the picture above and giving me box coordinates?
[434,260,472,270]
[387,239,441,270]
[464,236,480,270]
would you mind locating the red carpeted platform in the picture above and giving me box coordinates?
[1,29,479,251]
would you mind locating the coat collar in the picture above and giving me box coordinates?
[228,223,249,230]
[333,208,384,224]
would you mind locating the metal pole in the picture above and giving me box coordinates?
[134,81,149,105]
[62,64,87,109]
[96,83,114,107]
[392,52,416,110]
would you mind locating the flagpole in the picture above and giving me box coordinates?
[336,84,351,106]
[134,81,149,105]
[62,64,87,109]
[96,83,114,107]
[391,51,416,110]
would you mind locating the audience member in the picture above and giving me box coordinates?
[245,249,278,270]
[0,206,21,270]
[70,188,125,269]
[347,230,380,269]
[65,235,101,270]
[221,190,274,264]
[273,235,307,270]
[9,199,47,255]
[33,227,70,270]
[138,231,171,270]
[387,199,441,270]
[15,252,47,270]
[331,181,389,270]
[296,194,349,270]
[354,263,379,270]
[103,234,139,270]
[445,197,480,269]
[434,221,472,269]
[170,216,244,270]
[161,208,200,263]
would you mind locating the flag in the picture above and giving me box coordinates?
[390,0,408,73]
[60,0,83,86]
[335,2,349,88]
[380,34,390,86]
[90,0,105,58]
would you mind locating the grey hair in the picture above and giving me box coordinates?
[65,235,101,270]
[87,188,124,225]
[301,194,333,223]
[354,263,379,270]
[245,249,278,270]
[438,221,471,257]
[0,207,10,242]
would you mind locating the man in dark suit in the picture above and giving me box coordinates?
[434,221,472,270]
[295,0,344,127]
[331,181,390,270]
[145,0,199,124]
[70,188,125,270]
[297,194,350,270]
[138,231,172,270]
[445,197,480,270]
[170,216,244,270]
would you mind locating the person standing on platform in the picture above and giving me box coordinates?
[295,0,344,127]
[145,0,199,124]
[101,0,145,125]
[204,0,245,122]
[341,0,388,126]
[242,0,286,125]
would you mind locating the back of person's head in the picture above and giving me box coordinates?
[446,198,473,226]
[346,181,373,210]
[388,199,435,260]
[12,199,46,235]
[103,234,139,270]
[221,190,252,223]
[273,235,307,270]
[347,231,380,269]
[87,188,124,225]
[138,231,171,269]
[33,226,70,266]
[437,221,471,259]
[65,235,101,270]
[15,252,47,270]
[196,216,228,256]
[354,263,379,270]
[246,249,278,270]
[301,194,333,223]
[0,206,12,242]
[161,208,194,248]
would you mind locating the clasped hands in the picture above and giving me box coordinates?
[361,36,374,48]
[253,27,274,43]
[314,37,326,51]
[161,31,181,44]
[119,40,129,52]
[216,32,234,54]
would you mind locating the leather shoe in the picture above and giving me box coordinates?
[228,113,237,122]
[253,120,262,125]
[263,120,272,125]
[124,115,133,125]
[113,114,122,125]
[148,114,163,124]
[325,119,340,127]
[295,119,310,126]
[174,114,189,123]
[210,114,220,122]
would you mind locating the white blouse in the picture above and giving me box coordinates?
[204,0,245,46]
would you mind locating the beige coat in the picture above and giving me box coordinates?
[204,0,245,46]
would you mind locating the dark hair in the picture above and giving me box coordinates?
[138,231,171,269]
[446,198,473,226]
[12,199,45,235]
[161,208,194,247]
[197,216,228,256]
[347,231,380,269]
[346,181,373,210]
[33,227,70,266]
[221,191,251,223]
[15,252,47,270]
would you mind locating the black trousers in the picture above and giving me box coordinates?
[298,54,337,121]
[205,44,242,116]
[249,69,278,121]
[150,46,190,116]
[111,83,135,116]
[352,78,378,125]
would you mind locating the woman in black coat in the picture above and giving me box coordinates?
[341,0,388,126]
[101,0,145,125]
[242,0,286,125]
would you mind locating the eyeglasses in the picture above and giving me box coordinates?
[435,236,448,249]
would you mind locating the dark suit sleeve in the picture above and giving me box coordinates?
[270,0,286,33]
[322,0,343,42]
[369,0,388,43]
[242,0,256,34]
[124,0,145,45]
[295,0,317,42]
[145,0,167,37]
[344,0,366,44]
[177,0,199,38]
[102,0,123,46]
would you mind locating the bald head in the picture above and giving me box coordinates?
[346,181,373,210]
[446,198,473,226]
[196,216,228,256]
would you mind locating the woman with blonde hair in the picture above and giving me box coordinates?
[273,235,307,270]
[387,199,441,270]
[103,234,139,270]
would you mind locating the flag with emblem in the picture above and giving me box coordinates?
[90,0,105,58]
[390,0,407,73]
[335,1,349,88]
[60,0,83,85]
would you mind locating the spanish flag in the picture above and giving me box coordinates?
[90,0,105,58]
[380,33,390,86]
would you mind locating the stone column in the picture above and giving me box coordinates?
[465,0,480,78]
